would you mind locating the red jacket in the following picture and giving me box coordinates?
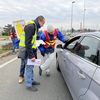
[44,29,58,48]
[10,32,17,39]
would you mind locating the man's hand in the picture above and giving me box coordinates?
[64,40,68,43]
[31,57,36,62]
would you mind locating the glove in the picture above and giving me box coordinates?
[64,40,68,43]
[40,44,44,47]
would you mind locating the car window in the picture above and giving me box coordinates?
[73,36,99,65]
[65,36,81,51]
[96,43,100,66]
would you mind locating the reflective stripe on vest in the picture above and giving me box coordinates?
[19,20,37,49]
[44,29,58,48]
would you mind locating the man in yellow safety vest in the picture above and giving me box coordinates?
[18,16,45,92]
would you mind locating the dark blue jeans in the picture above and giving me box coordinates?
[19,59,26,77]
[12,38,16,52]
[25,64,34,87]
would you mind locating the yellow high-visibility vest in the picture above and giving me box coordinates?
[19,20,37,49]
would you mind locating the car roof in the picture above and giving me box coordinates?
[73,32,100,39]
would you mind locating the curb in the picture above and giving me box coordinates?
[0,51,12,58]
[0,49,19,58]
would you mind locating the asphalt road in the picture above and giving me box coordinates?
[0,52,72,100]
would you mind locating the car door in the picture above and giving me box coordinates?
[80,41,100,100]
[57,36,81,82]
[63,36,99,100]
[56,36,82,100]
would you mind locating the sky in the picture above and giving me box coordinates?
[0,0,100,29]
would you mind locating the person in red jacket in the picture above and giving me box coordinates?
[10,26,19,53]
[39,25,67,76]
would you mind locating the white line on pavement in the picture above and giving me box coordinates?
[0,57,18,69]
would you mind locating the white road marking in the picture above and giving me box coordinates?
[0,57,18,69]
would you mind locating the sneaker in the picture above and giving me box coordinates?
[26,86,38,92]
[18,76,24,84]
[46,72,50,77]
[46,69,50,77]
[39,66,42,76]
[32,81,40,85]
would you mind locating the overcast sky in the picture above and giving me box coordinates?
[0,0,100,29]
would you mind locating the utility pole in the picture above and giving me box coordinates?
[83,0,86,32]
[71,1,75,34]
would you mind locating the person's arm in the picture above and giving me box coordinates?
[57,30,67,43]
[38,32,46,56]
[24,24,35,59]
[40,32,46,42]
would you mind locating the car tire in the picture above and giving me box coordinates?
[56,57,61,72]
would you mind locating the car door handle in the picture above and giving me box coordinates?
[77,71,86,80]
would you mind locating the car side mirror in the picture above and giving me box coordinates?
[56,44,63,49]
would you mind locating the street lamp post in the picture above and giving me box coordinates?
[71,1,75,34]
[83,0,86,32]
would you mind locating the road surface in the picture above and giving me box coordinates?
[0,52,72,100]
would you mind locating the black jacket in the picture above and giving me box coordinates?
[24,20,40,59]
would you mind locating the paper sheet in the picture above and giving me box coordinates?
[27,59,41,66]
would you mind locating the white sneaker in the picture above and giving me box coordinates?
[46,69,50,77]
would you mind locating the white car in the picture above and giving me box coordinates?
[56,32,100,100]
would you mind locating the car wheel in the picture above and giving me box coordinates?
[56,57,61,72]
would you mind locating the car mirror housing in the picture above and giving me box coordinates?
[56,44,63,49]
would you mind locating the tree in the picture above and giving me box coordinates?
[3,24,12,36]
